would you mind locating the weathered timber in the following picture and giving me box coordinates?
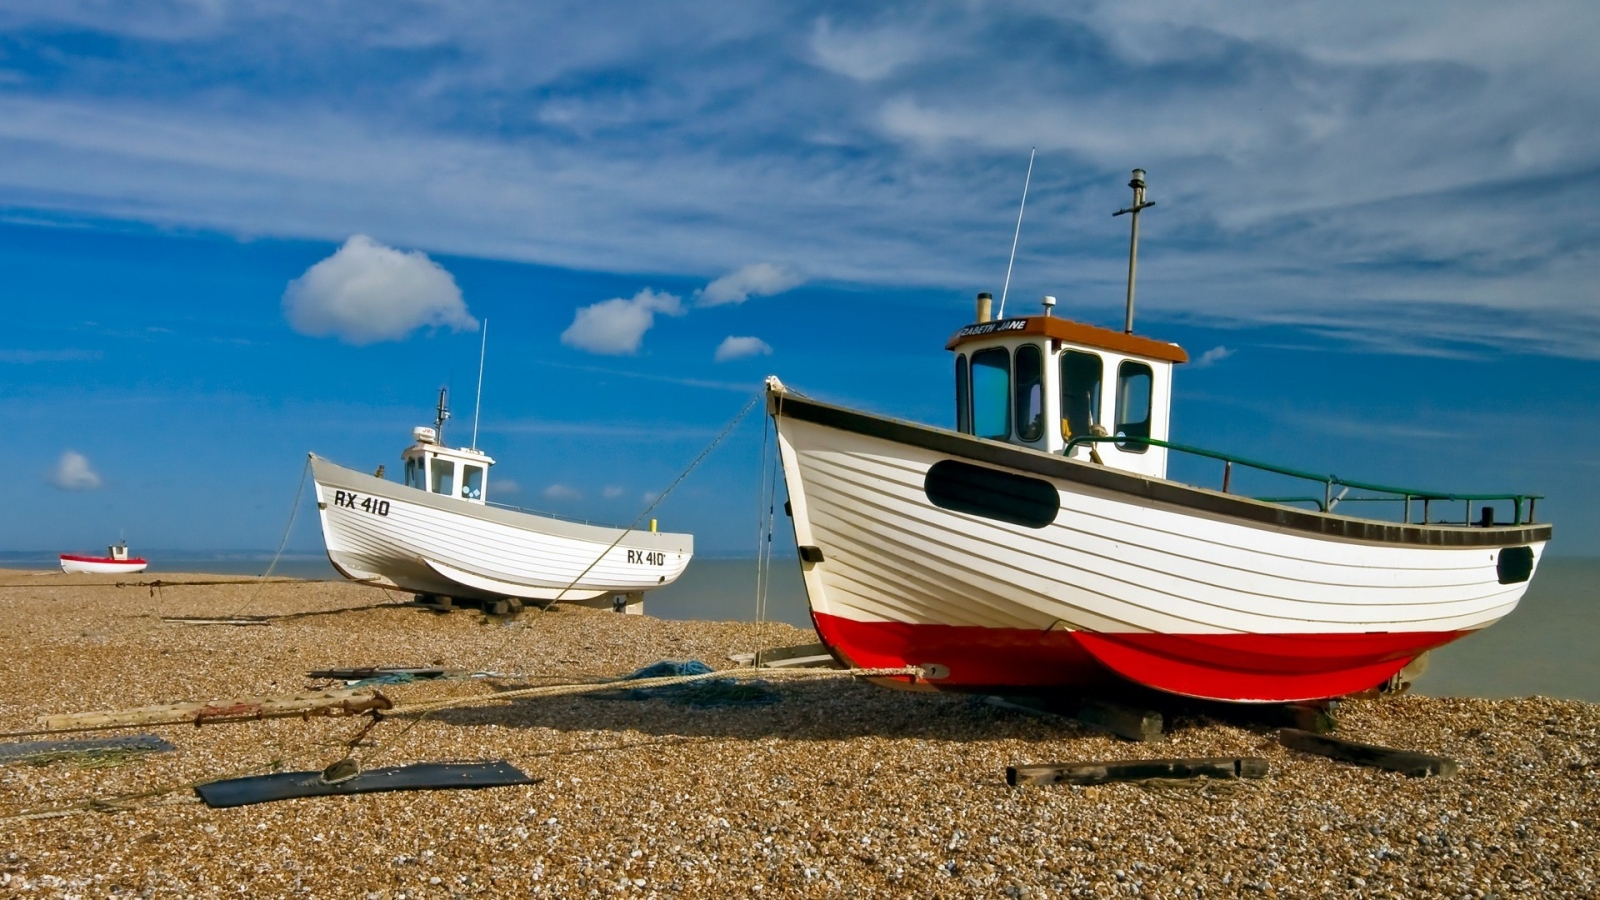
[1007,756,1269,787]
[37,689,392,731]
[755,642,844,670]
[1278,728,1458,777]
[1077,698,1165,742]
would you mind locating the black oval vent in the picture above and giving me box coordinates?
[1496,546,1534,584]
[923,460,1060,529]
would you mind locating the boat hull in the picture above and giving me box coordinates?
[310,456,693,603]
[770,390,1550,703]
[59,555,149,575]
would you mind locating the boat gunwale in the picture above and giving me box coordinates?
[768,390,1552,549]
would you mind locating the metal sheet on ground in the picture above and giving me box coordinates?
[0,733,176,763]
[195,760,536,808]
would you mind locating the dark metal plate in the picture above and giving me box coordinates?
[195,760,535,808]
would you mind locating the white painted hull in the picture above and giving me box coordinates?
[59,557,148,575]
[310,456,692,603]
[770,391,1550,701]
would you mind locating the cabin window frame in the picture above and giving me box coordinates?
[969,346,1012,441]
[1059,349,1105,444]
[1013,343,1045,443]
[1114,360,1155,453]
[955,353,971,435]
[461,464,486,501]
[430,457,456,496]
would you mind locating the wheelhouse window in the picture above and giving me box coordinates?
[430,458,455,495]
[1115,361,1153,452]
[404,458,421,489]
[1060,350,1103,442]
[1013,344,1044,442]
[462,465,485,501]
[969,347,1011,440]
[955,354,971,434]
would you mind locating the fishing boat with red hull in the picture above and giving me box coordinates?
[765,170,1551,704]
[59,541,148,575]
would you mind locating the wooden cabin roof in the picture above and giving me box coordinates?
[945,315,1189,363]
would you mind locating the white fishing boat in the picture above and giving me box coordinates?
[311,388,692,612]
[60,542,148,575]
[766,170,1551,703]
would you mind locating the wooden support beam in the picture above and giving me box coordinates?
[1077,698,1164,742]
[36,690,392,732]
[1008,756,1268,787]
[1278,728,1457,778]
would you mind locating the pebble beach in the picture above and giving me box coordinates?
[0,570,1596,899]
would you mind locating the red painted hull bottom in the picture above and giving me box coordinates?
[812,612,1469,703]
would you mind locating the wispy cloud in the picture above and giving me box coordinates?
[282,235,476,345]
[532,360,757,394]
[2,4,1599,356]
[697,263,804,307]
[489,418,718,440]
[1193,346,1233,368]
[48,450,102,490]
[0,349,101,364]
[542,483,583,502]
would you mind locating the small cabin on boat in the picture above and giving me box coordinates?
[400,426,496,505]
[946,292,1188,480]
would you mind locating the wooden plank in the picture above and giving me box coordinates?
[1008,756,1269,787]
[37,690,392,731]
[1278,728,1458,777]
[1077,698,1164,742]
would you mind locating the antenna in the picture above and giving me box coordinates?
[434,386,450,442]
[997,147,1036,319]
[471,319,488,451]
[1112,167,1156,334]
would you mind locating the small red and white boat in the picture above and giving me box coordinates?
[60,541,148,575]
[765,170,1551,704]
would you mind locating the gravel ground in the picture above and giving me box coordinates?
[0,569,1596,899]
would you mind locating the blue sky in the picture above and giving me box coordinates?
[2,2,1596,557]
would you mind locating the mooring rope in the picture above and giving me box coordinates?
[381,664,924,718]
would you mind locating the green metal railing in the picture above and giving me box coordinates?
[1063,434,1541,526]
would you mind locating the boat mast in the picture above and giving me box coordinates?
[471,319,488,451]
[434,386,451,443]
[1113,168,1156,334]
[997,148,1036,320]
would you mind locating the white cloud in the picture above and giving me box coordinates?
[809,16,927,82]
[1194,346,1234,367]
[697,263,804,307]
[49,450,102,490]
[560,288,684,355]
[282,235,477,345]
[542,484,583,502]
[714,335,773,362]
[493,478,521,495]
[602,485,626,499]
[3,7,1600,356]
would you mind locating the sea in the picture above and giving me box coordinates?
[4,552,1595,703]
